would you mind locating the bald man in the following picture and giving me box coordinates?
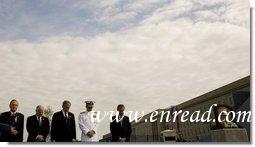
[0,99,24,142]
[26,105,50,142]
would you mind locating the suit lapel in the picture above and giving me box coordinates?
[60,111,66,125]
[40,116,45,127]
[7,112,11,124]
[33,115,39,127]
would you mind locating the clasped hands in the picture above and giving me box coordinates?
[35,135,44,142]
[119,137,126,142]
[10,127,18,135]
[86,130,95,138]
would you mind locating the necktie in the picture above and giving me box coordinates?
[65,112,68,124]
[119,116,123,127]
[10,113,16,126]
[38,116,42,127]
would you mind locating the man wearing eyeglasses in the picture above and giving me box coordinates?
[78,100,98,142]
[0,99,24,142]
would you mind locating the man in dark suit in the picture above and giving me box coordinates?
[110,104,132,142]
[26,105,50,142]
[51,100,76,142]
[0,99,24,142]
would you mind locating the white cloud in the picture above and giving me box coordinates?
[140,0,194,24]
[0,0,250,140]
[71,0,118,9]
[193,0,225,5]
[98,9,138,24]
[222,0,250,28]
[0,15,250,139]
[141,0,250,28]
[125,0,164,12]
[195,10,220,21]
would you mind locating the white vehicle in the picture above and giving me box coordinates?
[160,129,177,142]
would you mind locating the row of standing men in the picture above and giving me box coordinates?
[0,99,132,142]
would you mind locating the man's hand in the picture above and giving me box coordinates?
[119,137,126,142]
[86,130,96,138]
[86,131,93,138]
[10,127,18,135]
[91,130,96,135]
[36,135,44,142]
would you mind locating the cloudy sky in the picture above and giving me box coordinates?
[0,0,250,140]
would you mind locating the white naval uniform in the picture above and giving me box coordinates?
[78,111,98,142]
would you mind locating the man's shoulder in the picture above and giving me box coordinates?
[53,111,62,116]
[78,111,88,119]
[79,111,87,115]
[123,116,130,122]
[52,111,61,119]
[17,112,24,117]
[80,111,86,114]
[27,115,35,120]
[68,112,74,116]
[0,111,10,116]
[42,116,49,121]
[124,115,129,119]
[112,115,129,119]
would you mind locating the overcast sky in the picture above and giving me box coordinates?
[0,0,250,140]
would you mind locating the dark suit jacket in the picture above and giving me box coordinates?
[26,115,50,142]
[0,123,11,135]
[110,115,132,142]
[51,111,76,142]
[0,111,24,142]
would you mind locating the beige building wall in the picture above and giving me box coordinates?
[102,76,250,142]
[176,76,250,141]
[130,109,167,142]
